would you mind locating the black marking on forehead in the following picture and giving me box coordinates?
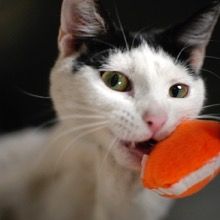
[72,28,200,80]
[72,30,144,72]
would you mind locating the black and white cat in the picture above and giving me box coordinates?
[0,0,219,220]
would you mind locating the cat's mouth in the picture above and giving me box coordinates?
[122,139,157,159]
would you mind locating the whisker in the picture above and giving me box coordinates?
[33,117,59,131]
[59,114,106,120]
[31,112,106,133]
[89,49,112,62]
[209,39,220,43]
[205,55,220,60]
[131,27,149,49]
[196,115,220,121]
[64,102,107,116]
[49,120,109,147]
[202,103,220,110]
[175,45,190,64]
[36,121,109,166]
[53,124,108,171]
[91,38,117,49]
[114,4,129,51]
[17,88,51,100]
[97,138,118,175]
[201,68,220,80]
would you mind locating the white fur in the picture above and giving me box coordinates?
[0,42,205,219]
[61,0,106,37]
[0,129,49,172]
[51,42,205,170]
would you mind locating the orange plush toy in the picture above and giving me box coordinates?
[141,120,220,199]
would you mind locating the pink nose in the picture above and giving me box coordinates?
[143,114,167,134]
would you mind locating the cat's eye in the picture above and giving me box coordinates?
[101,71,131,92]
[169,84,189,98]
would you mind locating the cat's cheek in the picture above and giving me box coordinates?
[93,130,144,170]
[107,109,152,143]
[112,145,143,171]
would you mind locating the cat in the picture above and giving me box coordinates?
[0,0,219,220]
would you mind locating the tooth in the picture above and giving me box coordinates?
[130,142,136,149]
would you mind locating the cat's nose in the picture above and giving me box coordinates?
[143,114,167,134]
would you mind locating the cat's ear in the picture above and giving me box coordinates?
[164,1,220,72]
[58,0,112,57]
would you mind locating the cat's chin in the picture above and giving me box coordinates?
[96,129,172,171]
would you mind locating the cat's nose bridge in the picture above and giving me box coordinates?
[143,113,167,134]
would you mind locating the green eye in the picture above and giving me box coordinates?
[169,84,189,98]
[101,71,131,92]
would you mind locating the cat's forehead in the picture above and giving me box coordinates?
[103,43,177,72]
[73,29,194,78]
[74,31,192,82]
[103,43,195,88]
[73,30,144,71]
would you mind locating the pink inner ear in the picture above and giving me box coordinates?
[60,0,83,35]
[58,0,78,57]
[58,0,106,57]
[189,47,205,72]
[58,30,75,57]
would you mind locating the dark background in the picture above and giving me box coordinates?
[0,0,220,219]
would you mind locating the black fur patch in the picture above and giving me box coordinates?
[72,27,198,77]
[73,30,144,72]
[71,0,220,79]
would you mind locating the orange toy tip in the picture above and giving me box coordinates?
[141,120,220,199]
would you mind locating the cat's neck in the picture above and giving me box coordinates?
[47,122,141,186]
[94,147,160,220]
[33,123,168,220]
[96,145,140,194]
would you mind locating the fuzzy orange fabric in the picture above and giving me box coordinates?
[141,120,220,198]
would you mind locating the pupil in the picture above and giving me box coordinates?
[172,85,181,97]
[110,74,119,87]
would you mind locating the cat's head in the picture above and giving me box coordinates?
[51,0,220,170]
